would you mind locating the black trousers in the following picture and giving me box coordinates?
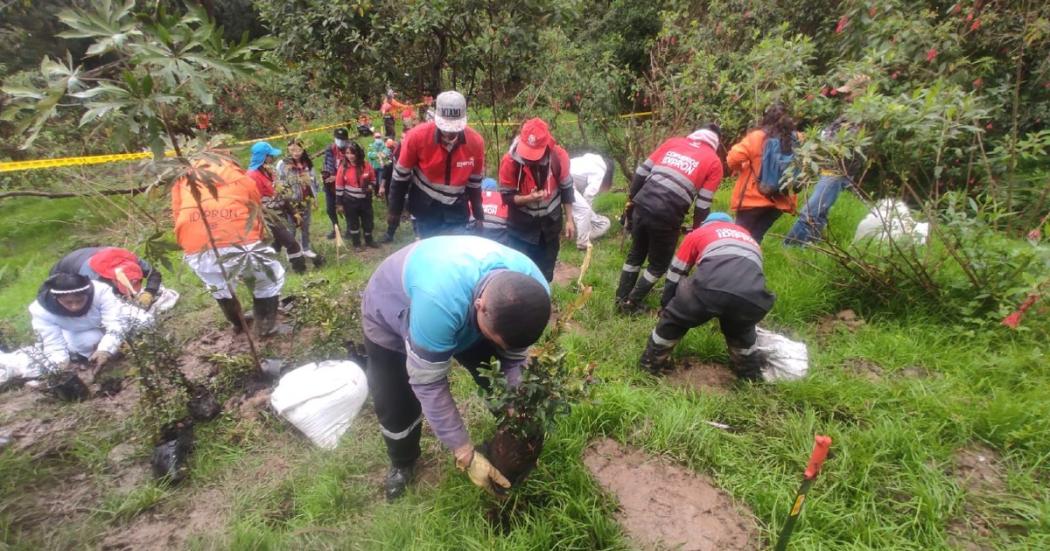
[507,231,559,283]
[734,207,782,244]
[656,280,772,350]
[383,116,396,138]
[324,184,340,229]
[268,218,303,256]
[340,195,374,242]
[364,338,500,467]
[625,214,679,281]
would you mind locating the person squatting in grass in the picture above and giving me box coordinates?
[361,236,551,501]
[172,156,287,338]
[569,153,615,250]
[275,138,322,265]
[616,125,724,314]
[385,90,486,239]
[321,128,351,239]
[727,103,799,243]
[783,75,870,246]
[335,142,380,249]
[50,246,163,310]
[246,141,308,274]
[639,212,776,380]
[498,118,576,282]
[0,273,154,384]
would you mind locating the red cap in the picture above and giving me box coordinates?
[88,248,143,296]
[517,118,551,162]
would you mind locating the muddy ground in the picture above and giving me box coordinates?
[583,438,759,550]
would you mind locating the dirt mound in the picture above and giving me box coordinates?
[954,445,1006,496]
[552,261,581,287]
[178,330,252,381]
[667,359,736,394]
[843,358,884,381]
[816,309,866,341]
[583,438,759,550]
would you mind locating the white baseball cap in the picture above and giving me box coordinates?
[434,91,468,133]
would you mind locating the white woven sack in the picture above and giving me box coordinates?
[755,327,809,382]
[270,360,369,449]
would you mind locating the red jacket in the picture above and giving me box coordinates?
[498,140,574,243]
[389,121,485,220]
[480,189,508,227]
[335,160,375,199]
[661,221,771,308]
[631,137,723,228]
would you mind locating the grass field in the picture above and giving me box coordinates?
[1,125,1048,550]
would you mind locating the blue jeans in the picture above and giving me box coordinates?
[784,174,850,245]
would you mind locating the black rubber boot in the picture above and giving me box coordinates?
[626,275,657,307]
[638,335,674,375]
[350,233,361,248]
[289,254,307,275]
[384,464,415,502]
[615,269,640,306]
[365,233,380,248]
[216,298,245,334]
[311,254,325,268]
[253,296,280,338]
[728,346,766,381]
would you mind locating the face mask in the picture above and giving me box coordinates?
[335,138,348,148]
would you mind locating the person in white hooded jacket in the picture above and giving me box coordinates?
[0,273,153,383]
[569,153,614,250]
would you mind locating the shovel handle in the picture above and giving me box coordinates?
[803,435,832,479]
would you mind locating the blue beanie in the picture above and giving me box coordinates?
[249,141,282,170]
[702,212,733,225]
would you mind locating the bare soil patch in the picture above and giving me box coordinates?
[954,445,1006,496]
[946,445,1020,550]
[178,329,251,381]
[100,486,228,550]
[815,309,866,341]
[583,438,759,550]
[552,261,581,287]
[842,357,884,382]
[666,359,736,394]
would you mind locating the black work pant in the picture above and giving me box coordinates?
[340,195,374,243]
[364,338,500,467]
[383,116,396,138]
[734,207,782,244]
[324,184,340,229]
[625,214,680,284]
[655,280,772,350]
[268,217,303,257]
[507,231,559,283]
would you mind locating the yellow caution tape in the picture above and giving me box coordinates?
[0,111,656,174]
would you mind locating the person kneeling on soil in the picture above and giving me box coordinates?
[0,273,153,384]
[639,213,776,380]
[172,157,287,337]
[50,246,164,310]
[361,235,551,500]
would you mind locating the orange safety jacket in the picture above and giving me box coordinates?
[171,159,264,254]
[726,129,797,214]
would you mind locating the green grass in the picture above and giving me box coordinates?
[1,130,1048,549]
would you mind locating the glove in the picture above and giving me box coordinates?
[619,201,634,229]
[89,350,112,369]
[136,291,155,309]
[457,449,511,496]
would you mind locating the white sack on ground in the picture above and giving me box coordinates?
[853,199,929,244]
[270,360,369,449]
[755,327,809,382]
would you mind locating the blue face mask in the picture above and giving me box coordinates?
[335,138,348,148]
[374,139,383,146]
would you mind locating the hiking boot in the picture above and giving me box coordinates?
[638,335,674,375]
[728,346,766,381]
[216,298,245,334]
[289,254,307,275]
[311,253,325,268]
[384,464,415,502]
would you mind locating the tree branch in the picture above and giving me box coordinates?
[0,186,152,200]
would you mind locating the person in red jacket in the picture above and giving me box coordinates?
[477,177,508,243]
[246,141,307,274]
[335,142,380,249]
[498,118,575,282]
[386,90,485,239]
[616,125,724,313]
[639,212,775,380]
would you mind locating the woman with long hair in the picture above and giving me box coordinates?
[335,142,379,248]
[726,103,799,243]
[276,138,322,264]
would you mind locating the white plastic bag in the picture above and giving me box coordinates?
[270,360,369,449]
[755,327,809,382]
[853,199,928,245]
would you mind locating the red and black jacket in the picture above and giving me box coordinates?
[497,139,574,244]
[389,121,485,224]
[661,221,772,308]
[631,137,723,229]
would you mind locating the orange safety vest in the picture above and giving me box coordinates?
[171,159,264,254]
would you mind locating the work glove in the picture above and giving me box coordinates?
[619,201,634,230]
[136,291,155,309]
[89,350,112,369]
[457,449,511,496]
